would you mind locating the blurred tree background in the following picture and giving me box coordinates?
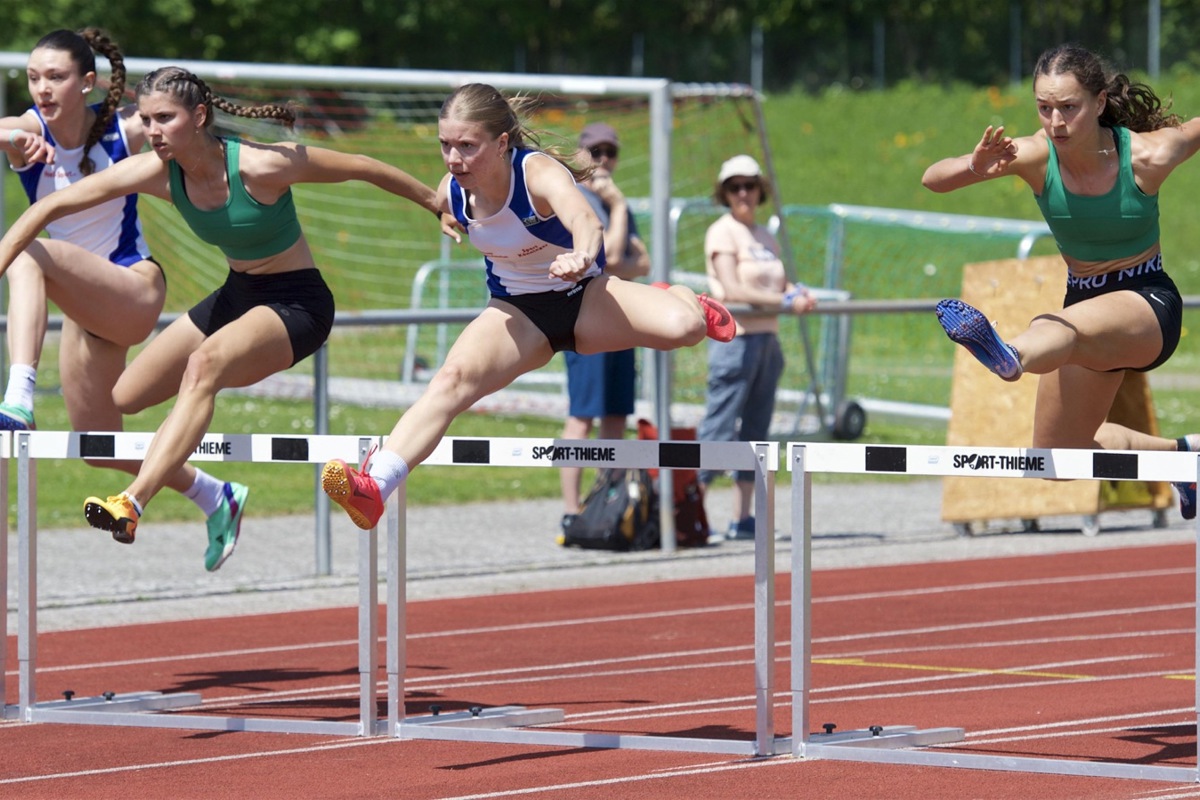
[0,0,1195,92]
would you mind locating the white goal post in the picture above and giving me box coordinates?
[0,54,789,552]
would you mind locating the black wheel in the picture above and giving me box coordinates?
[831,400,866,441]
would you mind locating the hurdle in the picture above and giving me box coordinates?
[12,430,388,736]
[788,442,1200,782]
[388,436,788,756]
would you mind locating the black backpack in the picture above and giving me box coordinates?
[562,468,660,551]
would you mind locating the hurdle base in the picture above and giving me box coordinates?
[398,705,790,756]
[24,690,379,736]
[806,724,965,750]
[402,705,565,730]
[808,739,1198,783]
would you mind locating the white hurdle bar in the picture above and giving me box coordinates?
[14,430,387,736]
[789,442,1200,782]
[390,436,786,756]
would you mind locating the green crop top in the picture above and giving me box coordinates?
[1033,126,1159,262]
[168,138,303,260]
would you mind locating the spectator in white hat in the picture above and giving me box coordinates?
[698,154,816,540]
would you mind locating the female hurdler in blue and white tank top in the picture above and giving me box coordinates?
[12,104,151,266]
[448,148,604,296]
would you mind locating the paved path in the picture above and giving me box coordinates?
[8,478,1192,634]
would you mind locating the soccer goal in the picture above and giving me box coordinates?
[0,54,798,431]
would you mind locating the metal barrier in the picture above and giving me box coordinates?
[787,441,1200,782]
[387,436,786,755]
[11,431,386,736]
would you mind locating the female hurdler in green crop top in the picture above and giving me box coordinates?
[168,137,303,260]
[1034,126,1160,263]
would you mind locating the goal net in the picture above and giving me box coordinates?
[116,62,785,425]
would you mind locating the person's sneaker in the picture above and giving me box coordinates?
[1174,434,1199,521]
[557,513,578,545]
[698,294,736,342]
[83,493,140,544]
[726,516,756,541]
[935,298,1022,381]
[0,402,35,431]
[205,482,249,572]
[322,458,384,530]
[1176,482,1197,521]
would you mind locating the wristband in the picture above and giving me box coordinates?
[7,129,19,146]
[967,161,983,177]
[781,287,805,309]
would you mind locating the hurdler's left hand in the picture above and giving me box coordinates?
[548,250,592,282]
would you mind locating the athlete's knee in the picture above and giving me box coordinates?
[1093,421,1130,450]
[178,349,224,396]
[425,360,482,410]
[6,252,42,283]
[670,305,707,347]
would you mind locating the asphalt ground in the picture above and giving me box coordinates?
[8,476,1194,635]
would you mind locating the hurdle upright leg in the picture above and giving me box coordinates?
[387,482,406,736]
[356,438,381,736]
[752,442,778,756]
[790,444,812,758]
[0,433,12,720]
[16,432,37,720]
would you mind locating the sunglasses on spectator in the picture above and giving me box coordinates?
[725,179,760,193]
[589,145,619,159]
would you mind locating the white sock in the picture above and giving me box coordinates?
[367,449,410,500]
[184,468,226,517]
[125,493,144,517]
[3,364,36,410]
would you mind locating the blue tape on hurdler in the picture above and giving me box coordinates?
[452,439,491,464]
[1092,451,1138,480]
[864,445,907,473]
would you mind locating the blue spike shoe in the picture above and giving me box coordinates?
[935,299,1023,381]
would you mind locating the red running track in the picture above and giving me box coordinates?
[3,542,1198,799]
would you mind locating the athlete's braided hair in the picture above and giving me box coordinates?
[134,66,296,129]
[440,83,591,181]
[33,28,126,176]
[1034,44,1180,133]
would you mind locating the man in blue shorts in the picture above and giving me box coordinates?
[559,123,650,536]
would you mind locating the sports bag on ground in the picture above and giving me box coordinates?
[562,468,660,551]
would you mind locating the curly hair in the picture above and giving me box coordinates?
[33,28,126,176]
[134,66,296,130]
[1033,44,1180,133]
[440,83,591,181]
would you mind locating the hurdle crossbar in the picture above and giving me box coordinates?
[390,436,788,756]
[789,442,1200,782]
[14,431,387,737]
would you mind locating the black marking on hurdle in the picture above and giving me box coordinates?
[79,434,115,459]
[865,445,907,473]
[270,438,310,461]
[1093,451,1138,480]
[659,442,701,469]
[452,439,491,464]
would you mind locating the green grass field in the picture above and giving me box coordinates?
[6,75,1200,528]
